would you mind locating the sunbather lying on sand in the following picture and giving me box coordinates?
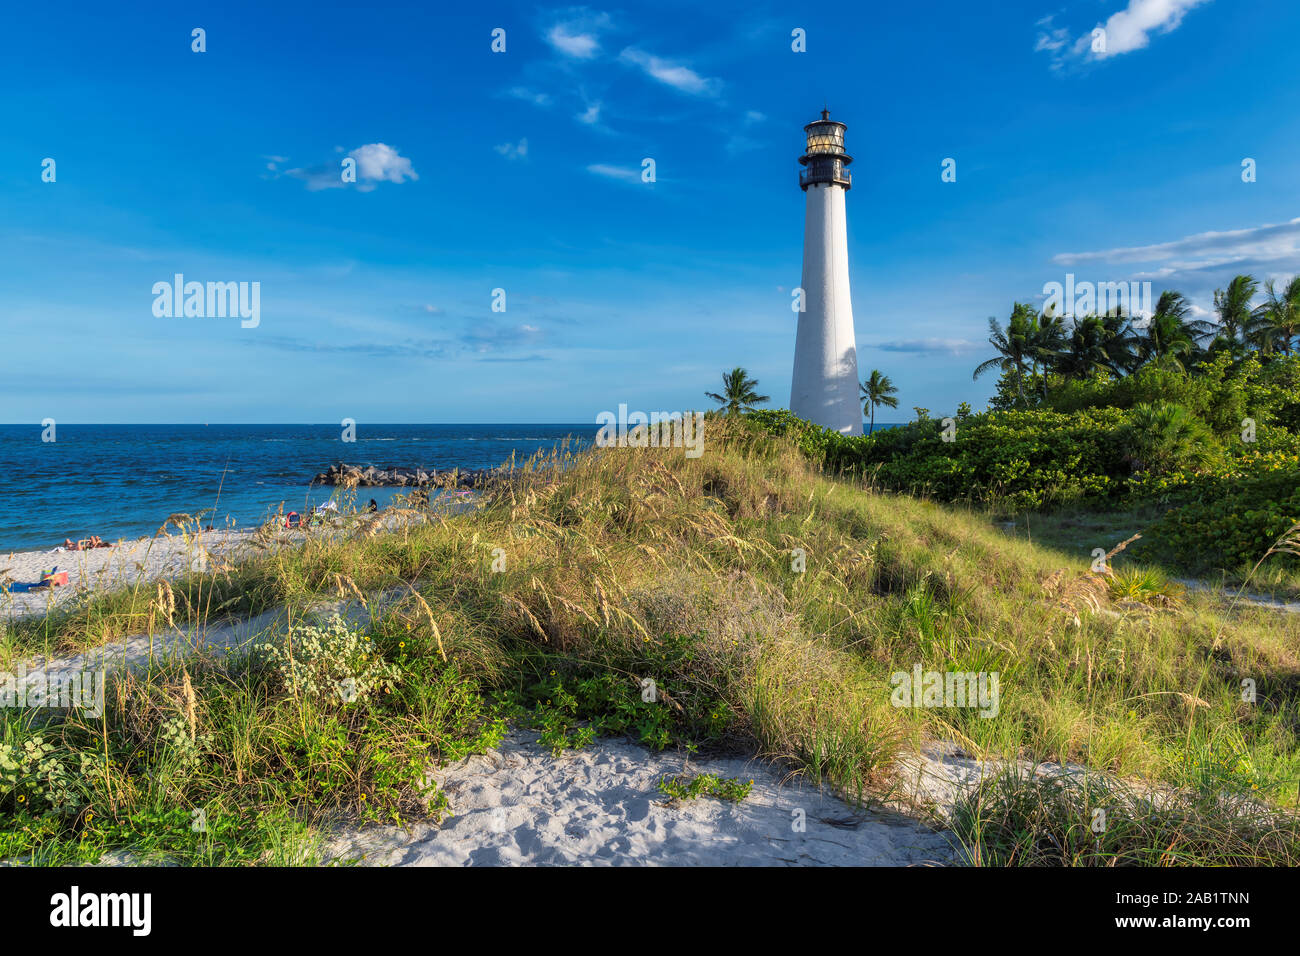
[63,536,112,551]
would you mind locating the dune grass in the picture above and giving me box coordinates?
[2,417,1298,865]
[999,502,1300,601]
[951,768,1300,866]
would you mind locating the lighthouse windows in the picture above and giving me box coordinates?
[804,125,845,154]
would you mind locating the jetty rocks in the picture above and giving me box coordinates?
[313,463,508,488]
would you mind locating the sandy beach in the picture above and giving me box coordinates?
[0,530,258,619]
[0,502,470,620]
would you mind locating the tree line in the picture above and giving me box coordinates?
[974,273,1300,405]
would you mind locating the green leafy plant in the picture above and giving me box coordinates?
[658,772,753,803]
[1121,403,1219,476]
[0,730,94,816]
[157,715,213,771]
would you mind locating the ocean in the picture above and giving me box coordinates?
[0,424,593,552]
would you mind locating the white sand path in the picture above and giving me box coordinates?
[318,730,958,867]
[1176,578,1300,615]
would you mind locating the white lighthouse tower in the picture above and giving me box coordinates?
[790,109,862,436]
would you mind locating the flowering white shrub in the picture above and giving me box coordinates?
[256,614,400,706]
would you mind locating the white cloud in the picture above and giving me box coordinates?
[874,338,985,355]
[1034,24,1070,52]
[1051,218,1300,312]
[507,86,552,108]
[577,101,601,124]
[1053,218,1300,269]
[1037,0,1212,69]
[494,138,529,160]
[286,143,417,191]
[349,143,418,184]
[1092,0,1212,58]
[619,47,720,96]
[586,163,641,183]
[547,23,600,58]
[544,11,611,59]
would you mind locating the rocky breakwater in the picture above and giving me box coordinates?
[312,463,507,489]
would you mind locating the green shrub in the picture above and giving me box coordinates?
[750,406,1132,511]
[868,408,1130,509]
[1045,353,1287,436]
[1120,403,1220,476]
[1150,459,1300,571]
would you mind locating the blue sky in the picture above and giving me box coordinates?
[3,0,1297,424]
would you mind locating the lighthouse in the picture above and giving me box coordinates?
[790,110,862,436]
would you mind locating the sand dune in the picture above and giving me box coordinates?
[2,589,975,867]
[1,522,1101,868]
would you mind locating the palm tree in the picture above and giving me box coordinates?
[705,367,769,414]
[1099,307,1140,375]
[1154,288,1219,347]
[860,369,899,434]
[1248,276,1300,355]
[1030,307,1069,398]
[1213,274,1258,345]
[1134,291,1195,371]
[1055,315,1114,381]
[973,304,1036,406]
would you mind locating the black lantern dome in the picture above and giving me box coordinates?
[799,109,852,190]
